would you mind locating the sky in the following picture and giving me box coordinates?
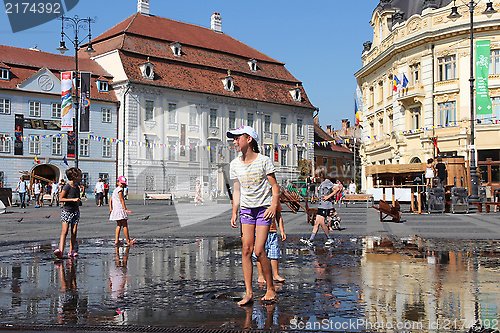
[0,0,377,131]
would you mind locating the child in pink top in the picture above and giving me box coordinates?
[109,176,136,246]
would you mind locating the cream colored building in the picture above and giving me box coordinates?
[355,0,500,191]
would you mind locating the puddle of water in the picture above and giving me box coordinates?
[0,236,499,331]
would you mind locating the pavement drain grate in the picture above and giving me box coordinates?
[1,324,278,333]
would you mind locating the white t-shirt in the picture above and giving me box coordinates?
[94,181,104,193]
[33,183,41,194]
[51,184,59,194]
[349,183,356,194]
[17,181,27,193]
[230,153,276,209]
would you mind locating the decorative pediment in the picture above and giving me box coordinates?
[170,42,182,57]
[222,70,234,92]
[290,84,301,102]
[17,67,60,93]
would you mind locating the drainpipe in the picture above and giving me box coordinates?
[432,44,436,157]
[122,81,131,177]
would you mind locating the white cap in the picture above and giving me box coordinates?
[227,126,259,143]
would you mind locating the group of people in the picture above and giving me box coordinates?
[227,125,346,307]
[15,177,65,208]
[425,157,447,188]
[307,176,357,205]
[53,168,136,259]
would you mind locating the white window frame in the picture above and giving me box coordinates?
[29,135,40,154]
[189,106,198,125]
[98,81,109,92]
[410,63,420,86]
[145,138,154,159]
[229,110,236,129]
[297,148,304,161]
[51,103,61,118]
[209,108,218,127]
[29,101,41,117]
[264,115,271,133]
[0,98,11,114]
[438,55,456,81]
[490,50,500,75]
[297,118,303,136]
[102,108,111,123]
[438,101,457,126]
[280,117,287,134]
[410,107,421,130]
[79,138,89,157]
[0,134,11,153]
[0,68,8,80]
[247,112,254,127]
[168,139,177,161]
[264,145,271,158]
[168,103,177,123]
[280,149,287,166]
[145,100,154,121]
[189,140,197,162]
[52,136,62,156]
[102,140,112,158]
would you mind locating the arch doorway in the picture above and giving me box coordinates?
[410,157,422,163]
[31,164,61,184]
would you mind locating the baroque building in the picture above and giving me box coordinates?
[82,1,316,198]
[355,0,500,191]
[0,45,118,190]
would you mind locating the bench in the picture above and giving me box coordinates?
[344,194,374,208]
[143,193,174,205]
[372,199,401,223]
[471,202,500,213]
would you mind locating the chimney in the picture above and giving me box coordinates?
[211,12,222,33]
[342,119,350,131]
[326,125,332,136]
[137,0,149,15]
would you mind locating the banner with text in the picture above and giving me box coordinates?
[61,71,73,131]
[79,72,91,132]
[14,114,23,155]
[476,40,492,115]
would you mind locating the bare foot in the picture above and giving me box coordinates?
[273,275,286,283]
[261,290,277,302]
[257,277,266,283]
[238,293,253,306]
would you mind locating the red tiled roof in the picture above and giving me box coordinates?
[92,13,280,63]
[0,45,117,103]
[84,13,315,109]
[314,123,352,153]
[120,51,312,107]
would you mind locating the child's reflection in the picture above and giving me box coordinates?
[57,260,79,324]
[109,246,130,301]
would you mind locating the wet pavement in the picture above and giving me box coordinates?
[1,200,500,332]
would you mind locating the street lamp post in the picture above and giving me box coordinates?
[57,15,96,169]
[448,0,496,202]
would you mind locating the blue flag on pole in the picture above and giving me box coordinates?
[63,155,69,166]
[402,74,409,88]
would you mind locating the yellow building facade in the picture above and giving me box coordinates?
[355,0,500,191]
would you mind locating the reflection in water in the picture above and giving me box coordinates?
[0,237,498,331]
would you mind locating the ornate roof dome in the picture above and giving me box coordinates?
[376,0,453,20]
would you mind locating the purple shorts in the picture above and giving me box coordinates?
[240,207,271,226]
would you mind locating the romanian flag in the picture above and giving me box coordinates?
[393,75,400,92]
[34,156,40,164]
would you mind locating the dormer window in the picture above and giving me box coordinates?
[222,70,234,92]
[0,68,9,80]
[97,80,109,92]
[170,42,182,57]
[139,57,154,80]
[290,86,301,102]
[248,58,258,72]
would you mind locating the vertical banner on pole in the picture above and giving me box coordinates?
[80,72,91,132]
[61,71,73,131]
[180,124,186,156]
[14,114,24,155]
[476,40,492,115]
[67,130,75,158]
